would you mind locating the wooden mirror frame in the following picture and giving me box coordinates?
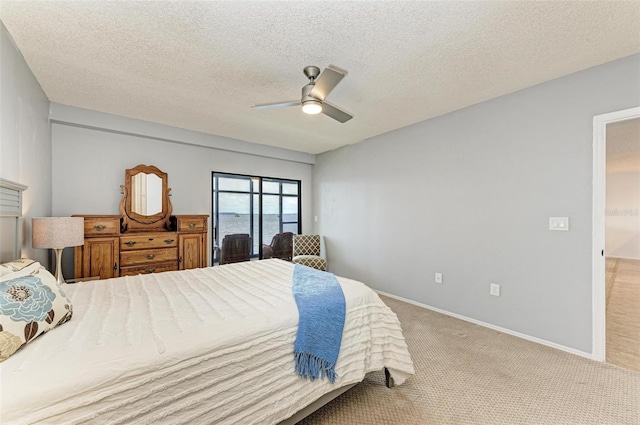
[119,164,173,232]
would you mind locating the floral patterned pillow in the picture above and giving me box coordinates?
[0,262,73,362]
[0,258,36,277]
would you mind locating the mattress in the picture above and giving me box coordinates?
[1,259,414,424]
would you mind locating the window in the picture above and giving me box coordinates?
[212,173,301,262]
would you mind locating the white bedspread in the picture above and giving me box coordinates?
[1,259,414,424]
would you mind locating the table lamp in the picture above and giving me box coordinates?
[32,217,84,284]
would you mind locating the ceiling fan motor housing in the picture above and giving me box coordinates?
[301,83,318,102]
[301,83,322,114]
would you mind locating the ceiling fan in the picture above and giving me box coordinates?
[251,65,353,123]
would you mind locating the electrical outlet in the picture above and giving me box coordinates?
[435,273,443,284]
[490,283,501,297]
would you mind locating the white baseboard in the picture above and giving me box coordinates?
[376,290,595,361]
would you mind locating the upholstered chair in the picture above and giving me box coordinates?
[219,234,251,265]
[262,232,293,261]
[292,234,326,271]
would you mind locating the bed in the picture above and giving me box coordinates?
[1,259,414,424]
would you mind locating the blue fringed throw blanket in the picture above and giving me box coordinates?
[292,264,346,384]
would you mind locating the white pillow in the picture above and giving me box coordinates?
[0,261,73,362]
[0,258,36,277]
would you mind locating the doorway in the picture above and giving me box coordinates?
[593,107,640,370]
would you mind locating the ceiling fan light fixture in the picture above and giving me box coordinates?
[302,100,322,115]
[253,65,352,122]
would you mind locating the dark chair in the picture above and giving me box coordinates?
[219,234,251,265]
[262,232,293,261]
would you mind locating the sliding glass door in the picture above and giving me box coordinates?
[212,173,301,263]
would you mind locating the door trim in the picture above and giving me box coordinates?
[592,106,640,361]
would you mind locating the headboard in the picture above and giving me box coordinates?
[0,178,28,263]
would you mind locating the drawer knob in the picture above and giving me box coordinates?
[148,238,154,241]
[188,223,196,228]
[145,268,156,274]
[94,225,106,231]
[164,239,174,244]
[124,241,136,247]
[146,254,155,260]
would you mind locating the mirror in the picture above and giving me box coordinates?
[120,164,173,231]
[131,172,163,215]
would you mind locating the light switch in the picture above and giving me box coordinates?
[549,217,569,231]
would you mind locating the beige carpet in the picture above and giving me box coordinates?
[298,296,640,425]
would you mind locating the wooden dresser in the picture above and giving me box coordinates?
[72,164,208,280]
[73,214,208,280]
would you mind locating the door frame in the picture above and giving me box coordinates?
[592,106,640,361]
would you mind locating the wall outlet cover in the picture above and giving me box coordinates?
[490,283,501,296]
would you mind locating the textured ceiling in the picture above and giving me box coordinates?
[1,1,639,155]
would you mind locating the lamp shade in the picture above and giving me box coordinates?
[32,217,84,249]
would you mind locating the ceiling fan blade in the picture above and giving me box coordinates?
[309,65,347,100]
[321,101,353,123]
[251,100,299,110]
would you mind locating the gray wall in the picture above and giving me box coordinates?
[0,22,51,265]
[313,53,640,354]
[50,105,314,275]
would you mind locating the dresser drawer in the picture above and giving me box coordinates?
[80,216,121,236]
[120,262,178,277]
[176,215,207,233]
[120,232,178,251]
[120,248,177,267]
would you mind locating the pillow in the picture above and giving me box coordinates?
[0,263,73,362]
[0,258,36,277]
[0,260,44,283]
